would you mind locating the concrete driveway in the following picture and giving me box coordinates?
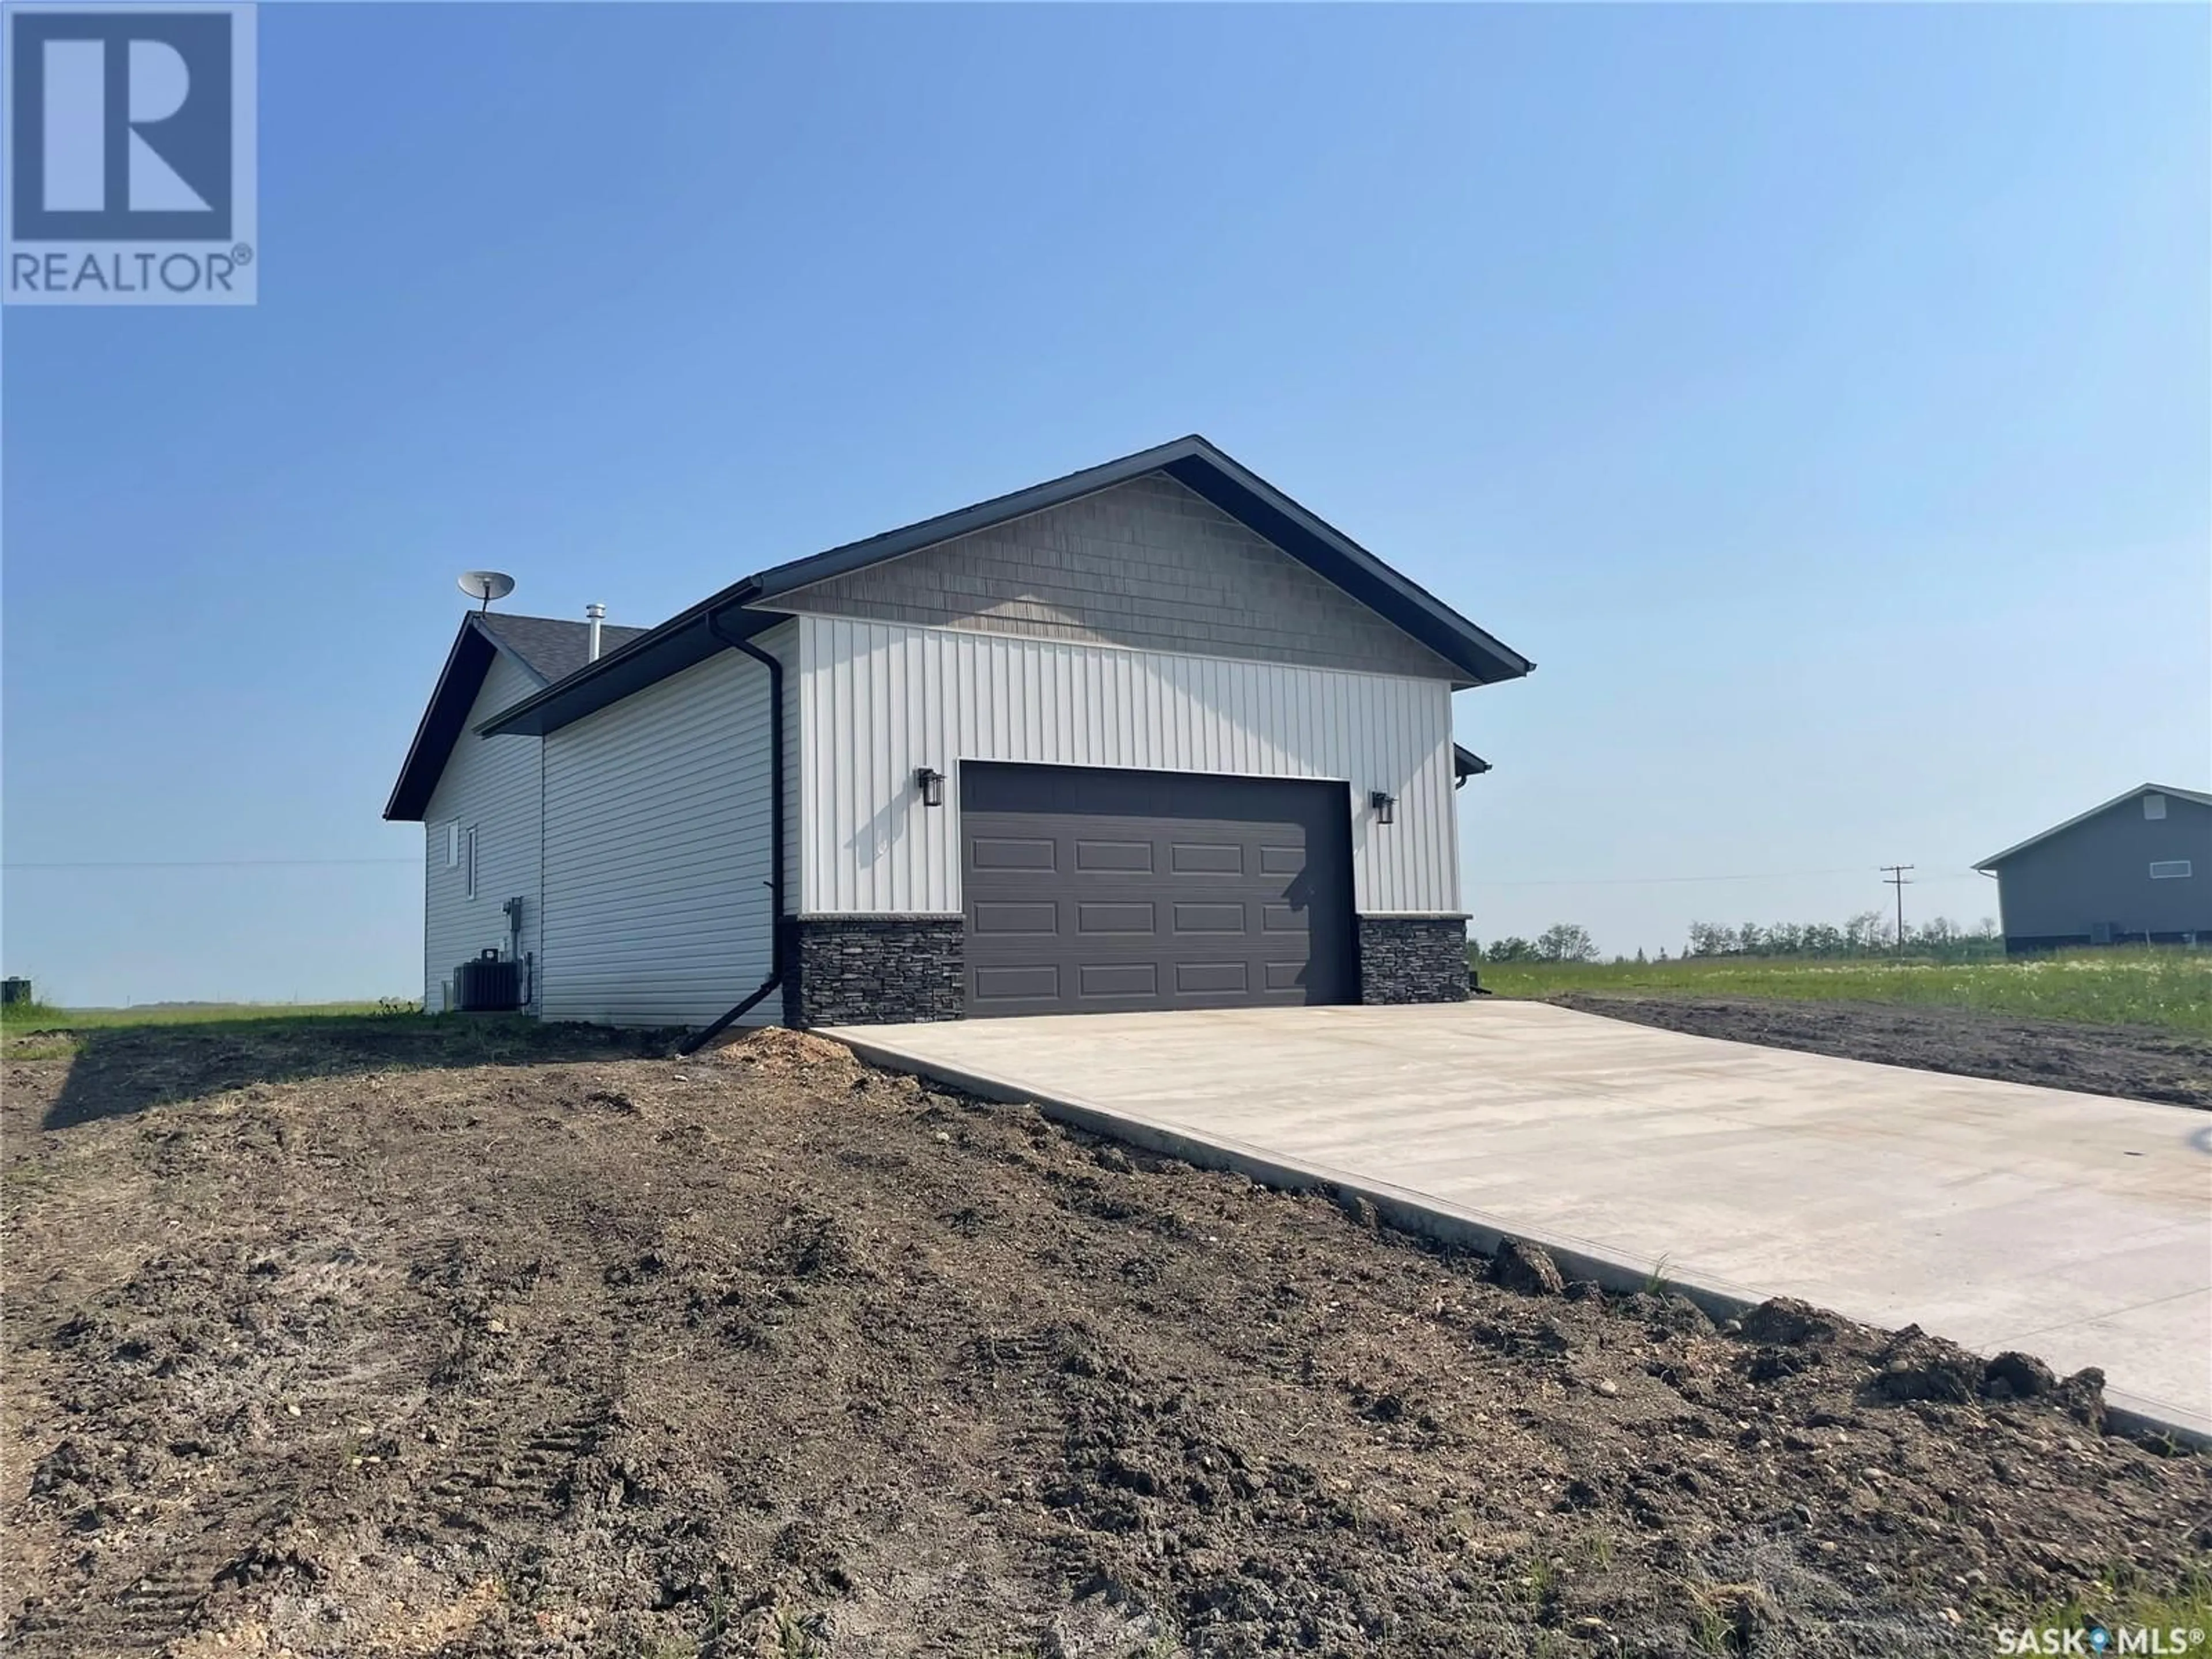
[825,1001,2212,1438]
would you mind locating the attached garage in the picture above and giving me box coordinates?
[391,435,1533,1031]
[961,762,1355,1016]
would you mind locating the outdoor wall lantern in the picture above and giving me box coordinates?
[1369,790,1396,825]
[916,766,946,808]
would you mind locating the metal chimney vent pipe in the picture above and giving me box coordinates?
[585,602,606,661]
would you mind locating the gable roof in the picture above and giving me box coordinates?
[475,612,648,686]
[1453,744,1491,786]
[1972,783,2212,870]
[383,612,649,821]
[481,435,1535,738]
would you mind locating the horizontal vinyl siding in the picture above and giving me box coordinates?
[797,615,1458,916]
[539,631,786,1027]
[422,652,544,1012]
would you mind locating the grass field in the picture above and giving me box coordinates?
[0,999,423,1061]
[1474,947,2212,1037]
[0,998,407,1036]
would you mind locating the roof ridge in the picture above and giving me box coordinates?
[1974,782,2212,869]
[478,437,1533,740]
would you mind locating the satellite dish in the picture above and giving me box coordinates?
[458,570,516,611]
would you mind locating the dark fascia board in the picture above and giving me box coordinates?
[1973,782,2212,870]
[1157,444,1532,687]
[1453,744,1493,783]
[477,592,776,737]
[383,616,552,821]
[479,434,1535,738]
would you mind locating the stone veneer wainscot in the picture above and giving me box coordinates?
[1357,915,1471,1005]
[782,915,964,1027]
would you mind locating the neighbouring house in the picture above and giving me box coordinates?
[1973,784,2212,953]
[384,436,1533,1029]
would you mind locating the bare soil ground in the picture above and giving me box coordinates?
[1549,994,2212,1109]
[3,1020,2207,1658]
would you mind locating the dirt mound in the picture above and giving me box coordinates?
[1870,1324,1989,1404]
[1490,1235,1566,1296]
[1984,1350,2059,1402]
[707,1024,863,1075]
[3,1027,2206,1656]
[1740,1296,1853,1346]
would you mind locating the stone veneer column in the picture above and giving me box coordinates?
[781,915,965,1027]
[1355,915,1471,1005]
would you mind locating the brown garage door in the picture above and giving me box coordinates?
[961,762,1354,1017]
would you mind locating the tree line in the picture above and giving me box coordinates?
[1472,913,2004,965]
[1682,914,2002,962]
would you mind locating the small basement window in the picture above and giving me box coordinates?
[2144,794,2167,820]
[2149,859,2192,880]
[465,827,479,899]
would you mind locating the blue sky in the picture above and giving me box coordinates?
[4,3,2206,1003]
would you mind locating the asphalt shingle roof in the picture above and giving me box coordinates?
[473,612,650,689]
[382,611,654,820]
[480,434,1536,739]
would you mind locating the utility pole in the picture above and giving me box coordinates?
[1881,865,1914,954]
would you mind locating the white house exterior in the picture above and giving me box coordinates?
[539,634,790,1026]
[418,649,543,1012]
[385,437,1532,1032]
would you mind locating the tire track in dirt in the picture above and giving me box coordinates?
[3,1023,2206,1657]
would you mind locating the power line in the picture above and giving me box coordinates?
[3,857,416,870]
[1472,866,1863,888]
[5,858,1994,888]
[1471,866,1981,889]
[1880,863,1914,951]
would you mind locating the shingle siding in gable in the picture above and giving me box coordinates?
[770,471,1467,681]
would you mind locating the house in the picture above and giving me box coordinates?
[1973,784,2212,953]
[384,436,1534,1031]
[384,608,650,1007]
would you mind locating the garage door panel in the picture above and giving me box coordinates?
[1171,842,1245,876]
[1078,902,1157,936]
[1175,961,1250,994]
[1074,839,1154,873]
[971,900,1059,937]
[962,763,1353,1017]
[972,836,1056,872]
[972,963,1061,1006]
[1078,963,1158,998]
[1172,902,1248,935]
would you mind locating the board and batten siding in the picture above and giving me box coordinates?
[539,626,793,1027]
[796,614,1459,917]
[422,650,545,1012]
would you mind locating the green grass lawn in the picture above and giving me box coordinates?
[1,998,406,1035]
[0,999,419,1059]
[1474,948,2212,1037]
